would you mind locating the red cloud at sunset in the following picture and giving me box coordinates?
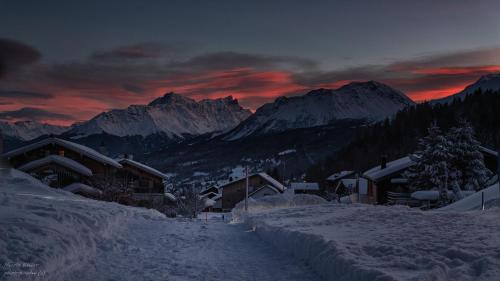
[1,40,500,126]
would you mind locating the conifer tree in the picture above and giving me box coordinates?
[447,119,492,195]
[405,122,454,205]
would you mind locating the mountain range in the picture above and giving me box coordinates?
[2,75,500,186]
[67,93,251,138]
[432,74,500,104]
[224,81,414,140]
[0,121,67,141]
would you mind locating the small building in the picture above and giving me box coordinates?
[117,155,168,206]
[219,172,285,211]
[479,146,499,176]
[362,156,416,204]
[2,137,122,188]
[200,186,220,200]
[325,171,354,193]
[289,182,320,195]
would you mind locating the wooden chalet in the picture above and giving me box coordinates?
[289,182,320,195]
[362,155,416,204]
[219,173,285,211]
[362,146,499,205]
[2,137,122,188]
[200,186,220,199]
[479,146,499,175]
[325,171,354,194]
[116,155,168,205]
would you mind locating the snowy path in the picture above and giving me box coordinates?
[71,218,320,281]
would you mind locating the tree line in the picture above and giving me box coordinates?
[306,89,500,184]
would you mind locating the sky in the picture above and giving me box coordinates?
[1,0,500,125]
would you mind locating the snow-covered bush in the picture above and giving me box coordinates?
[232,192,327,220]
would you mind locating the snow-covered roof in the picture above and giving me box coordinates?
[200,186,220,195]
[290,182,319,191]
[63,183,102,196]
[3,137,122,168]
[257,173,285,191]
[212,193,222,201]
[326,171,354,181]
[249,184,281,197]
[363,156,415,182]
[200,191,219,199]
[118,158,167,179]
[164,192,177,201]
[479,146,498,157]
[340,179,356,189]
[18,155,93,177]
[217,172,285,192]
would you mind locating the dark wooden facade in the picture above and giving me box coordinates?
[118,162,165,194]
[23,162,90,188]
[6,143,118,189]
[221,174,282,211]
[8,143,117,178]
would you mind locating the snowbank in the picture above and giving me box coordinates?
[439,183,500,211]
[0,168,164,280]
[232,193,327,221]
[239,198,500,281]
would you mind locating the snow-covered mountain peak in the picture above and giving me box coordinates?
[224,81,414,140]
[432,73,500,104]
[0,120,69,141]
[477,73,500,82]
[148,92,194,106]
[68,93,252,138]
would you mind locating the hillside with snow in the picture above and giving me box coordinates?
[0,121,68,141]
[224,81,415,140]
[67,93,251,138]
[432,74,500,104]
[0,168,318,281]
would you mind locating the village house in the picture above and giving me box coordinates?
[2,137,123,188]
[362,155,417,204]
[362,146,499,205]
[325,170,354,194]
[2,137,171,205]
[289,182,320,195]
[116,154,169,206]
[218,172,285,211]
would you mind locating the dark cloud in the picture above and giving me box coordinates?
[388,47,500,71]
[0,107,73,122]
[122,83,145,94]
[0,90,53,99]
[174,51,318,71]
[89,42,197,62]
[0,38,41,79]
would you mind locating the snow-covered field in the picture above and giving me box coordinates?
[236,194,500,281]
[0,169,319,281]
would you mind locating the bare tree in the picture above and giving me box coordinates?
[175,184,205,218]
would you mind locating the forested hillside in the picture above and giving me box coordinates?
[306,89,500,182]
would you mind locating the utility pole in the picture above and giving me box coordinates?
[356,173,360,203]
[245,165,249,212]
[193,183,197,219]
[282,160,286,188]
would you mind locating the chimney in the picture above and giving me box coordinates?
[128,154,133,160]
[381,155,387,169]
[99,141,107,156]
